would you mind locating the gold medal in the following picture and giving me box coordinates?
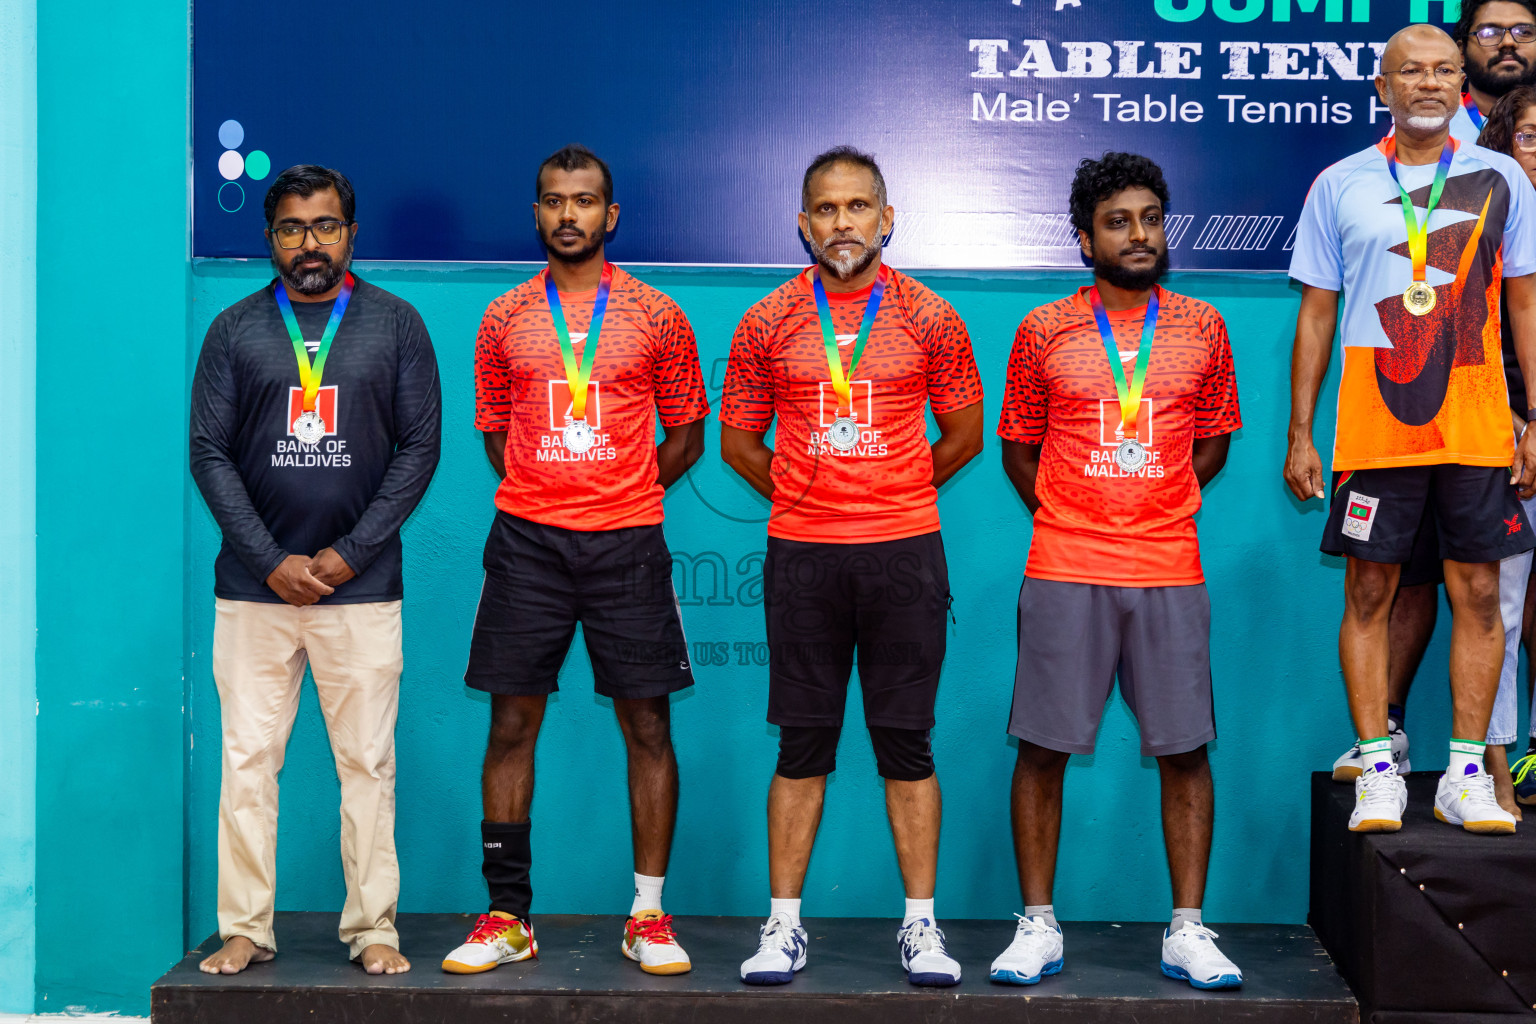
[1402,281,1436,316]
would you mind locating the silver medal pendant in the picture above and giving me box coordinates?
[828,416,860,452]
[1114,438,1147,473]
[563,418,595,454]
[293,410,326,445]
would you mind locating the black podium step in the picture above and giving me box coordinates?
[1310,770,1536,1021]
[152,911,1355,1024]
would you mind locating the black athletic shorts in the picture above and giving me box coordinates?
[465,512,694,700]
[1322,465,1534,565]
[764,531,950,730]
[1399,500,1444,588]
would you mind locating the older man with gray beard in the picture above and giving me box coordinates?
[720,145,984,988]
[1286,25,1536,836]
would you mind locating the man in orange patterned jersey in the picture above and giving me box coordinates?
[721,146,983,988]
[1287,25,1536,838]
[994,153,1243,991]
[442,145,707,978]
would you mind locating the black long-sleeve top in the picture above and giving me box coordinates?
[190,275,442,604]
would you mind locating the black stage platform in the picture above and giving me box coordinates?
[153,911,1356,1023]
[1311,770,1536,1021]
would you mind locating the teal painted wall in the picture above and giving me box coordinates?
[33,0,187,1014]
[183,258,1478,952]
[0,0,36,1011]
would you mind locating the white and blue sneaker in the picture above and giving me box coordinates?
[1332,721,1411,782]
[898,918,962,987]
[1160,923,1243,990]
[989,914,1063,985]
[740,913,807,985]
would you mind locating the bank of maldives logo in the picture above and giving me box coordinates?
[1097,398,1153,446]
[287,386,338,437]
[818,380,874,427]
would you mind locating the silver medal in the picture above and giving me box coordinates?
[563,418,595,454]
[1114,438,1147,473]
[292,410,326,445]
[828,416,859,452]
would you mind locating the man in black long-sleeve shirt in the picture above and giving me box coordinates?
[189,166,441,976]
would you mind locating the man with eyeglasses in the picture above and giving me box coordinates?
[190,164,442,975]
[1286,24,1536,836]
[1329,1,1536,799]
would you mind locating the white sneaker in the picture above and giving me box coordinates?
[441,911,537,974]
[1349,764,1407,833]
[1435,768,1517,834]
[989,914,1064,985]
[1160,923,1243,989]
[1332,721,1411,781]
[740,914,807,985]
[898,918,961,987]
[621,911,691,975]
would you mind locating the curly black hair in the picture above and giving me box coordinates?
[1476,83,1536,153]
[1068,152,1170,236]
[536,143,613,206]
[1453,0,1536,50]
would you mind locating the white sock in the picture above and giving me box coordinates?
[1448,738,1486,778]
[631,873,665,916]
[1171,907,1202,933]
[1359,736,1393,774]
[769,897,802,928]
[1024,904,1057,929]
[903,897,934,926]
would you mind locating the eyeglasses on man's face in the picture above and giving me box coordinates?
[1384,64,1465,85]
[271,220,348,249]
[1473,23,1536,46]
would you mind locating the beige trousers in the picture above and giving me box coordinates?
[212,597,403,958]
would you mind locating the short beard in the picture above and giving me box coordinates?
[1466,50,1534,99]
[1406,113,1452,130]
[541,224,604,265]
[1093,247,1169,292]
[274,240,351,295]
[809,231,881,281]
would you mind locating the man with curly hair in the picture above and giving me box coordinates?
[1287,24,1536,838]
[993,152,1243,990]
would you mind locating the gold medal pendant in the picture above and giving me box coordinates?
[1402,281,1436,317]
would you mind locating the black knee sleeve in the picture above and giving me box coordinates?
[869,726,934,781]
[776,725,841,779]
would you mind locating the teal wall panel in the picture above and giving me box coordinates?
[183,258,1471,949]
[34,0,187,1013]
[0,0,37,1010]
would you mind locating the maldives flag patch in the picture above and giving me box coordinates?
[1341,491,1379,541]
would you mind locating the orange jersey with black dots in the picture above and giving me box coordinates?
[998,285,1241,587]
[720,266,983,543]
[474,265,709,531]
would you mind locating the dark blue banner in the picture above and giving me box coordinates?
[194,0,1458,269]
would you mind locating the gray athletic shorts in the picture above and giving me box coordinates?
[1007,577,1215,757]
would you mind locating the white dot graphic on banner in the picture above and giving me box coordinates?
[218,150,245,181]
[218,119,244,149]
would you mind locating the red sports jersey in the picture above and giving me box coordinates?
[720,267,983,543]
[998,286,1241,586]
[474,265,709,531]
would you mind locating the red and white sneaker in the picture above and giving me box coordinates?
[622,910,692,975]
[441,911,537,974]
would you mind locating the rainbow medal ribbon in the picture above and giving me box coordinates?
[1088,285,1157,474]
[545,262,613,455]
[1385,136,1453,316]
[1463,92,1485,130]
[812,266,887,452]
[275,273,354,445]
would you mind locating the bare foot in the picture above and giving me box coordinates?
[1487,744,1519,819]
[199,936,274,975]
[360,943,411,975]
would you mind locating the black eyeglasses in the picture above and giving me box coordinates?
[271,220,348,249]
[1473,23,1536,45]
